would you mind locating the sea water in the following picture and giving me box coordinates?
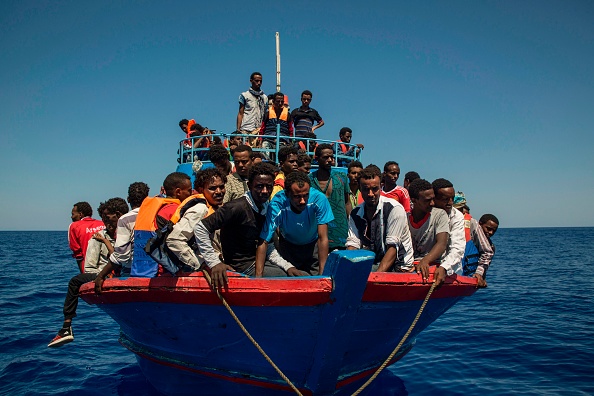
[1,228,593,395]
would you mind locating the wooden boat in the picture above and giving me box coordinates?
[79,132,478,395]
[80,250,477,395]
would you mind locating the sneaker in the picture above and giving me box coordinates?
[48,327,74,348]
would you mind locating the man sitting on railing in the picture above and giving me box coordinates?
[337,127,364,167]
[259,92,294,156]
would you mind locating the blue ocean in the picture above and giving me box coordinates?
[1,228,593,395]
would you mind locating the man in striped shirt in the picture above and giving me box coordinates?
[290,90,324,138]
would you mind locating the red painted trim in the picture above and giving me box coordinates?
[363,269,478,302]
[79,273,334,307]
[80,270,477,306]
[125,344,313,395]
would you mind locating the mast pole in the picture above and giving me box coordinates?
[276,32,281,92]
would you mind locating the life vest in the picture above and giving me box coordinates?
[461,215,480,276]
[263,106,290,138]
[274,173,285,189]
[463,213,472,242]
[140,194,214,277]
[131,196,180,277]
[339,143,349,154]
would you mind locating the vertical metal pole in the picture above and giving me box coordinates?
[276,32,281,92]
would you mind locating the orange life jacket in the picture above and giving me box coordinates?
[463,213,472,242]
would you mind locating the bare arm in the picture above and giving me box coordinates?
[236,103,245,131]
[312,119,324,131]
[317,224,329,275]
[255,239,268,277]
[417,232,448,282]
[377,246,398,272]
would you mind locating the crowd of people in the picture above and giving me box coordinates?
[49,72,499,348]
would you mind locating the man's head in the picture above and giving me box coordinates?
[163,172,192,202]
[339,127,353,143]
[358,167,382,208]
[97,197,129,234]
[127,182,150,209]
[194,168,227,208]
[284,171,311,213]
[432,178,455,215]
[229,131,243,149]
[248,162,276,205]
[179,119,189,133]
[479,214,499,238]
[314,143,335,171]
[365,163,382,176]
[71,201,92,222]
[208,144,232,175]
[232,145,253,178]
[278,146,299,175]
[301,90,313,108]
[250,151,264,165]
[403,171,420,190]
[383,161,400,189]
[272,92,285,111]
[250,72,262,91]
[409,179,435,215]
[297,153,312,174]
[347,161,364,186]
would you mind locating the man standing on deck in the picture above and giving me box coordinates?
[407,179,450,286]
[309,144,351,250]
[346,167,413,271]
[381,161,411,213]
[237,72,268,146]
[432,178,465,280]
[68,202,105,273]
[291,90,324,138]
[256,172,333,276]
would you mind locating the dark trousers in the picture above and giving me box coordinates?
[63,273,97,320]
[278,238,319,275]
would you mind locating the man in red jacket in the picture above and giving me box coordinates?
[68,202,105,273]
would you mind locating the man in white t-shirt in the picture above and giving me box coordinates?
[407,179,449,285]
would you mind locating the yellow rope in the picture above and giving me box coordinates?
[202,271,304,396]
[351,282,437,396]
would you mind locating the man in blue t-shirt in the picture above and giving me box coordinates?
[255,172,334,276]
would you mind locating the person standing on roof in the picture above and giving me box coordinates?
[237,72,268,146]
[68,202,105,273]
[260,92,294,154]
[291,90,324,138]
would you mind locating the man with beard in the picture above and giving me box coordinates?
[346,167,413,271]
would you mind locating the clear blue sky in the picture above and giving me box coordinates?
[1,1,593,230]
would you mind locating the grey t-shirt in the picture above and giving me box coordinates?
[408,207,450,262]
[239,90,268,131]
